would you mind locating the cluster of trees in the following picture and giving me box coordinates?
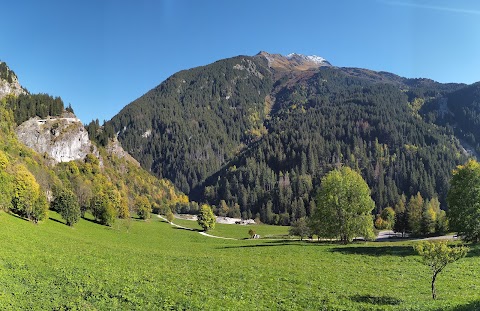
[51,147,188,226]
[5,158,49,223]
[288,159,480,245]
[0,62,17,84]
[85,119,115,147]
[288,170,449,242]
[4,93,66,125]
[0,105,49,222]
[288,167,375,243]
[391,193,447,237]
[0,98,188,228]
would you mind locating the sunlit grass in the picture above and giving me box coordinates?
[0,211,478,310]
[169,217,290,239]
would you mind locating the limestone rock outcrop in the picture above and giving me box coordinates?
[15,112,97,163]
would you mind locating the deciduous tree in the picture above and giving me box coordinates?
[197,204,216,232]
[289,217,310,240]
[447,159,480,243]
[311,166,375,244]
[135,195,152,220]
[52,189,80,226]
[11,164,47,222]
[166,209,175,223]
[407,192,423,236]
[91,191,117,226]
[414,241,468,300]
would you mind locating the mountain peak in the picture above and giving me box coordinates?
[257,51,331,71]
[286,53,328,65]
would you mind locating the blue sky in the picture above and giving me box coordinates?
[1,0,479,123]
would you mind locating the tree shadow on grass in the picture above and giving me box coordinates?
[466,245,480,257]
[7,211,29,222]
[48,217,65,225]
[218,240,326,249]
[350,294,403,306]
[81,216,103,225]
[172,226,202,233]
[436,300,480,311]
[330,245,416,257]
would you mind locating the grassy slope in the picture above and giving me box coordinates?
[0,212,479,311]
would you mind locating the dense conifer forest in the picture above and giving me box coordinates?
[108,53,480,224]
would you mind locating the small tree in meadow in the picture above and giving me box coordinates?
[414,240,468,300]
[52,189,80,226]
[135,195,152,220]
[197,204,215,232]
[447,159,480,242]
[289,217,310,240]
[312,166,375,243]
[248,228,256,238]
[166,209,175,223]
[91,191,117,226]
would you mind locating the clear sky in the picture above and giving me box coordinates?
[1,0,479,123]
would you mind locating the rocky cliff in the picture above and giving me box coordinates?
[15,112,98,163]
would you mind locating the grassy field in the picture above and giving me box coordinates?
[0,211,479,310]
[171,217,290,239]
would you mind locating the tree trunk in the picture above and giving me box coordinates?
[431,273,437,300]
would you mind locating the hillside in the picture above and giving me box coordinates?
[110,55,274,193]
[0,61,189,225]
[109,52,475,223]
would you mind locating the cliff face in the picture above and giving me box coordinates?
[15,113,98,163]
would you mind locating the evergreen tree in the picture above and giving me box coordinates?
[408,192,424,236]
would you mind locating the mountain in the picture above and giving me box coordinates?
[0,62,190,224]
[110,54,274,193]
[109,52,476,223]
[259,51,331,71]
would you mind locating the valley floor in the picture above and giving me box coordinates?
[0,211,479,310]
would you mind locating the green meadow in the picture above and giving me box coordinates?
[171,217,290,239]
[0,212,479,310]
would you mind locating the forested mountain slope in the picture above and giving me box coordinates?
[110,52,477,224]
[0,61,189,225]
[110,56,274,193]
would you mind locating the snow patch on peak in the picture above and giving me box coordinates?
[287,53,327,65]
[306,55,327,64]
